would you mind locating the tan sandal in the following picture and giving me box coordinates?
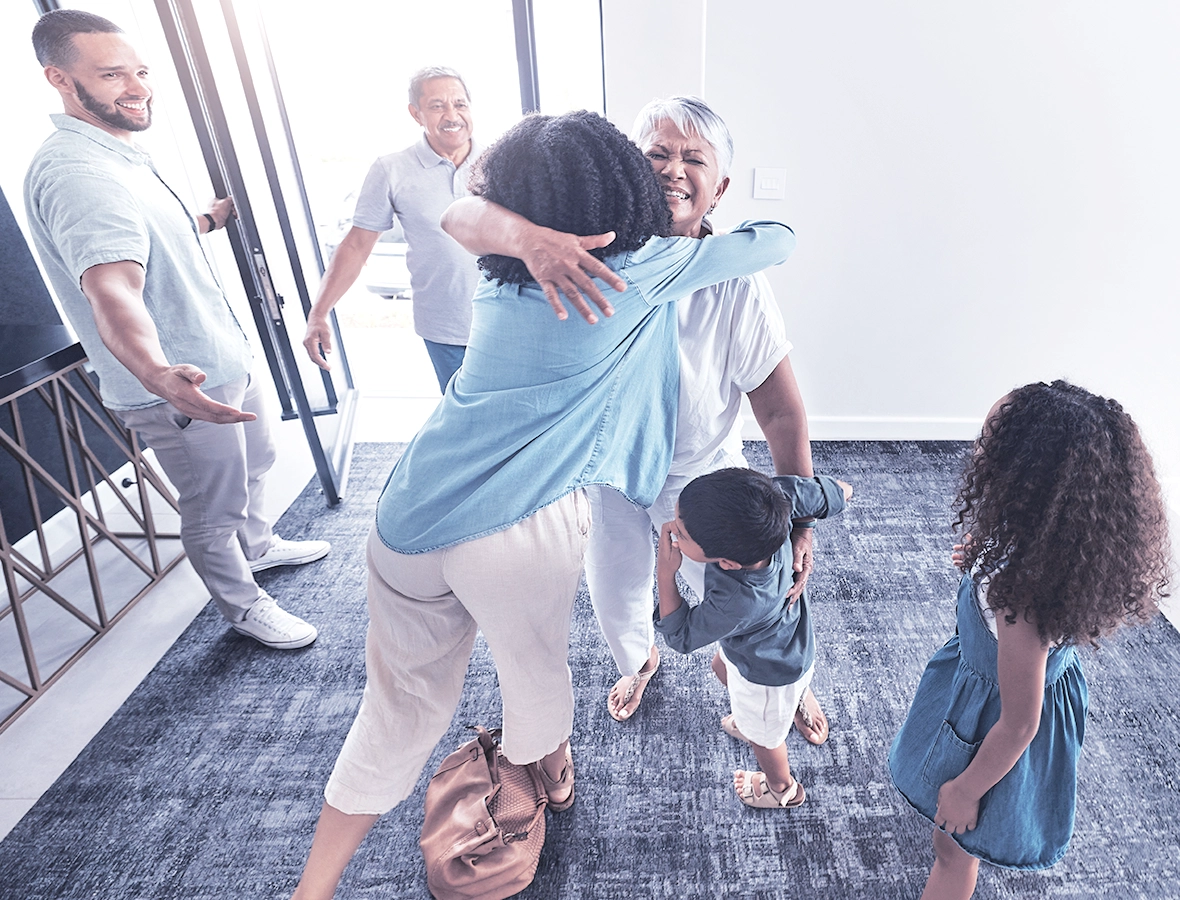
[537,745,575,812]
[607,647,660,722]
[734,770,805,809]
[720,714,752,745]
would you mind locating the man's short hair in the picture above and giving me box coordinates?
[678,468,791,567]
[32,9,123,68]
[408,66,469,107]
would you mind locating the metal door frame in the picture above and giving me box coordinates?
[153,0,356,505]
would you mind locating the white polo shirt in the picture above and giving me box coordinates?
[352,136,481,346]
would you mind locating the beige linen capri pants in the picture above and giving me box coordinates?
[325,490,591,816]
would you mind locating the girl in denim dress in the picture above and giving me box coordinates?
[889,381,1171,899]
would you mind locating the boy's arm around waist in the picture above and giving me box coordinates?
[774,474,847,521]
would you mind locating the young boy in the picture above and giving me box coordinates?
[655,467,852,808]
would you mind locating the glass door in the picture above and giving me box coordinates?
[152,0,357,505]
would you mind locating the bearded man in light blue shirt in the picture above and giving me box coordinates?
[24,10,328,650]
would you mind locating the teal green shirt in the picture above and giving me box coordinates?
[656,475,847,686]
[376,221,796,553]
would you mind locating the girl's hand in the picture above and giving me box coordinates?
[657,521,683,577]
[933,777,980,834]
[951,532,973,571]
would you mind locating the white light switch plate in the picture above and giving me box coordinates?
[753,167,787,200]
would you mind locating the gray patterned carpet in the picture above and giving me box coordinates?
[0,441,1177,900]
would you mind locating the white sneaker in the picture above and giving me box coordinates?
[248,535,331,573]
[232,597,318,649]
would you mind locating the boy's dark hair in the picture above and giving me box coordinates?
[33,9,122,68]
[468,110,671,284]
[955,379,1171,647]
[678,468,791,567]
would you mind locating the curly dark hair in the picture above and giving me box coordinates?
[468,110,672,284]
[954,380,1171,646]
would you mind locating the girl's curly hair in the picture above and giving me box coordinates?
[954,380,1171,646]
[468,110,672,284]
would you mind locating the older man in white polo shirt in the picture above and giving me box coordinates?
[302,67,480,392]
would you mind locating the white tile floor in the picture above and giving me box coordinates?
[2,299,1177,841]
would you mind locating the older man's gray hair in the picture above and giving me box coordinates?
[408,66,470,107]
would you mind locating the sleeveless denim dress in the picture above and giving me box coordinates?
[889,572,1088,869]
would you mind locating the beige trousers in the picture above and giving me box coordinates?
[324,490,591,816]
[116,375,275,622]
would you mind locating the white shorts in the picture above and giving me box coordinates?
[720,648,814,749]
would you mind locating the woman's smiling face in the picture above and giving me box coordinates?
[639,120,729,238]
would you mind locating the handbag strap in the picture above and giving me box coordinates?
[472,726,502,784]
[468,726,548,844]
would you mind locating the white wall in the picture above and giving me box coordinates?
[602,1,1180,502]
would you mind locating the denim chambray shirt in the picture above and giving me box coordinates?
[376,221,796,554]
[24,115,251,410]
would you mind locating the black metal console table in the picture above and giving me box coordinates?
[0,326,184,734]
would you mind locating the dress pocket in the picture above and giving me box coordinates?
[920,720,980,788]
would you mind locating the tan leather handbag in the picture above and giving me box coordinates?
[419,727,548,900]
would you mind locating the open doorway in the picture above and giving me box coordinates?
[6,0,607,447]
[258,0,606,440]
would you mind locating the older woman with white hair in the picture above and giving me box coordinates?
[443,96,826,744]
[588,97,822,738]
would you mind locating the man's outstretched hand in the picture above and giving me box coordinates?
[145,364,256,424]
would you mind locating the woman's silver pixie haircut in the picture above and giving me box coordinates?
[629,95,734,179]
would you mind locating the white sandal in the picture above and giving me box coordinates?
[734,770,805,809]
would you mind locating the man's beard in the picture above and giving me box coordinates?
[74,79,152,132]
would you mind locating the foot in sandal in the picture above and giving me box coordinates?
[734,770,805,809]
[794,687,829,745]
[720,714,752,745]
[537,745,575,812]
[607,645,660,721]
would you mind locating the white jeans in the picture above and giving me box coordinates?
[116,375,275,622]
[325,491,591,816]
[584,449,746,676]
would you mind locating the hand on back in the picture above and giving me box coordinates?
[523,229,626,324]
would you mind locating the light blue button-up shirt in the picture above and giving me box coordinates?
[376,221,796,553]
[24,115,251,410]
